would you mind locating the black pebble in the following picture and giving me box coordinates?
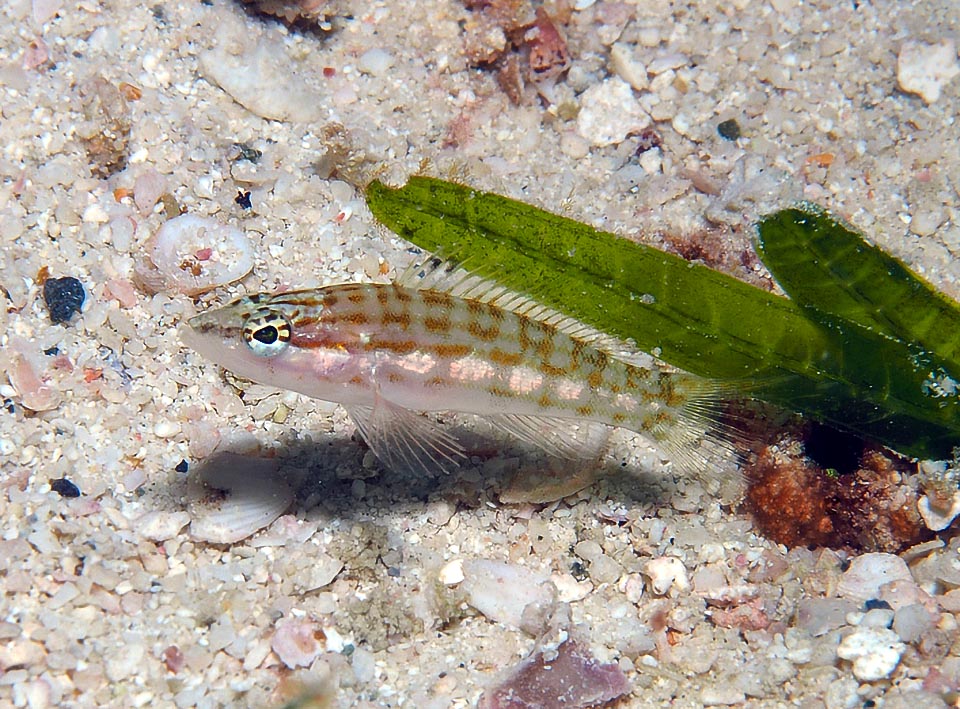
[43,277,86,324]
[717,118,742,141]
[864,598,892,611]
[50,477,81,498]
[235,190,252,209]
[175,459,189,473]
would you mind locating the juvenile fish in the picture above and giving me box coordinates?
[182,259,727,473]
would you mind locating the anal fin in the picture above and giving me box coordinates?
[487,413,611,461]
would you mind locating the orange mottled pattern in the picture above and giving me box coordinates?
[262,283,699,437]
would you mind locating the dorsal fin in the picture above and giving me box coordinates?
[398,254,661,368]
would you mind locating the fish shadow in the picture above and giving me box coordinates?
[183,424,694,529]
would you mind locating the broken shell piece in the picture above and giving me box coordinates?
[188,452,293,544]
[138,214,254,296]
[837,553,913,602]
[5,337,61,412]
[644,556,689,595]
[918,492,960,532]
[271,618,324,669]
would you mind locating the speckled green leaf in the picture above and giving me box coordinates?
[366,176,960,458]
[756,206,960,368]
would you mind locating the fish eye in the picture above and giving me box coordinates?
[242,309,292,357]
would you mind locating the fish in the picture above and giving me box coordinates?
[182,257,731,474]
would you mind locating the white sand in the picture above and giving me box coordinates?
[1,0,959,706]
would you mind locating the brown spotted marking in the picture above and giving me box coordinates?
[468,320,501,342]
[387,372,406,383]
[421,290,454,309]
[539,362,568,378]
[424,315,452,334]
[489,348,524,367]
[576,405,594,417]
[381,310,412,329]
[427,343,473,359]
[488,385,512,398]
[426,375,450,387]
[326,310,371,327]
[348,291,367,305]
[364,338,418,355]
[587,370,603,390]
[537,392,554,409]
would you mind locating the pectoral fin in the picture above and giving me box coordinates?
[345,398,466,476]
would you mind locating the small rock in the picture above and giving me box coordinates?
[837,626,905,681]
[0,639,45,670]
[897,40,959,104]
[460,559,553,629]
[796,598,858,636]
[576,77,650,147]
[134,168,167,212]
[357,48,395,76]
[893,603,936,643]
[137,510,190,542]
[291,553,343,593]
[478,636,629,709]
[50,477,80,498]
[43,276,85,323]
[609,42,648,91]
[200,38,324,122]
[438,559,465,586]
[837,553,913,602]
[351,647,376,684]
[105,642,146,681]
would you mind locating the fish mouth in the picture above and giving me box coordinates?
[180,310,243,359]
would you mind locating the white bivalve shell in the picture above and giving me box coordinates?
[188,452,293,544]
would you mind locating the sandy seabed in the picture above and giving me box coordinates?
[2,0,960,706]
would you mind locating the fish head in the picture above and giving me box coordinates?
[182,291,361,399]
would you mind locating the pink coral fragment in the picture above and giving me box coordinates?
[480,638,630,709]
[271,618,322,669]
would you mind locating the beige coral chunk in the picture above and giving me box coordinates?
[897,39,960,104]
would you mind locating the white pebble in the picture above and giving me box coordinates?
[438,559,465,586]
[610,43,648,91]
[837,627,905,681]
[897,39,960,104]
[358,48,395,76]
[199,39,324,122]
[892,603,936,643]
[351,648,376,684]
[910,208,945,237]
[576,77,650,147]
[137,511,190,542]
[82,203,110,224]
[460,559,553,629]
[153,420,181,438]
[645,556,689,595]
